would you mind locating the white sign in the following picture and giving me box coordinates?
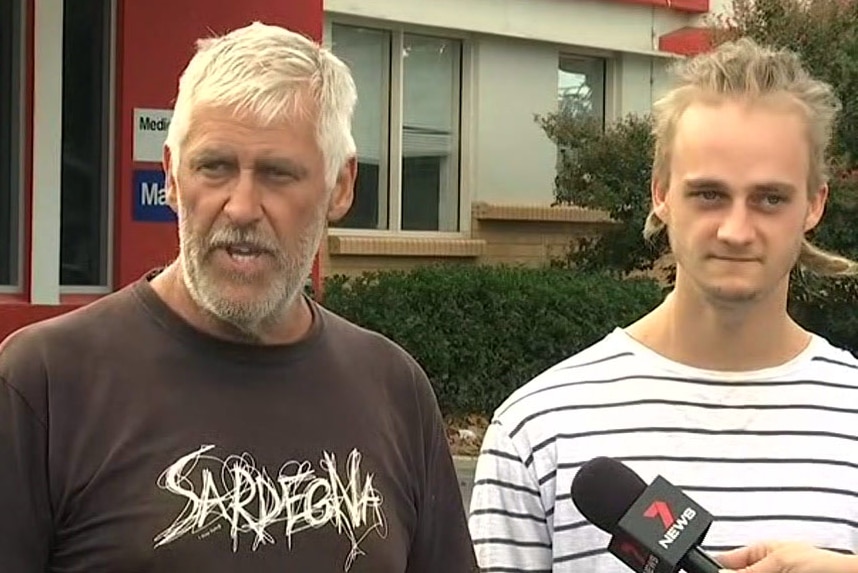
[133,108,173,163]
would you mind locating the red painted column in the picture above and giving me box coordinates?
[114,0,324,288]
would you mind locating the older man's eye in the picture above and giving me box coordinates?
[199,160,232,174]
[260,166,295,181]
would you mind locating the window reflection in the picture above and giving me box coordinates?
[329,25,463,232]
[558,55,606,124]
[401,34,462,232]
[330,24,391,230]
[60,0,111,286]
[0,0,21,286]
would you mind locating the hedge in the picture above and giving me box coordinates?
[322,264,665,417]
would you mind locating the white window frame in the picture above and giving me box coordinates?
[323,16,473,238]
[58,0,116,295]
[29,0,116,302]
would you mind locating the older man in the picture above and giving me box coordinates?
[0,22,477,573]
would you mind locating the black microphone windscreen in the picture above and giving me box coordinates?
[571,457,647,533]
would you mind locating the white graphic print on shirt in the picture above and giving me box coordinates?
[153,445,387,571]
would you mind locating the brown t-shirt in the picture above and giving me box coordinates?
[0,273,478,573]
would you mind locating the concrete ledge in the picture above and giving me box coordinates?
[472,201,612,224]
[328,235,486,257]
[454,456,477,510]
[453,455,477,470]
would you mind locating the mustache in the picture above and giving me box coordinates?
[204,226,281,256]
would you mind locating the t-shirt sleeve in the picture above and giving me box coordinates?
[405,362,479,573]
[0,334,53,571]
[468,419,552,570]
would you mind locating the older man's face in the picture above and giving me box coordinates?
[164,103,344,337]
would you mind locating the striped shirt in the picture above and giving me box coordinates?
[468,327,858,572]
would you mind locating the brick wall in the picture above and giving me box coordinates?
[323,202,617,277]
[471,203,615,267]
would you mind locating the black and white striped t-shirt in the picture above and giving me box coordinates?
[468,327,858,572]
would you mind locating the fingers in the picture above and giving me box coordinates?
[717,542,785,570]
[720,552,783,573]
[716,545,759,569]
[717,542,854,573]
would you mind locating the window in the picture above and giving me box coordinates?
[558,54,606,125]
[0,0,22,288]
[330,23,463,232]
[60,0,112,287]
[401,34,462,231]
[329,25,390,230]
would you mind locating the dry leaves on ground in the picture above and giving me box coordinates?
[445,413,490,457]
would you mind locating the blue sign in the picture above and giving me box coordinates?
[133,169,176,222]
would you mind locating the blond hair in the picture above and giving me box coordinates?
[164,21,357,190]
[645,37,857,276]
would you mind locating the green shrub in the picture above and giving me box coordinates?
[537,112,666,276]
[789,274,858,353]
[322,264,664,416]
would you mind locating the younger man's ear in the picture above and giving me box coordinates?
[651,178,670,223]
[804,183,828,233]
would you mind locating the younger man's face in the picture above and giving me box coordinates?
[653,97,827,305]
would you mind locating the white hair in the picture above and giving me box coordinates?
[164,21,357,190]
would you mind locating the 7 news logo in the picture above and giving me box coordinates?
[610,476,712,573]
[645,500,697,549]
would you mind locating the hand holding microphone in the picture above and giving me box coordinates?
[570,457,858,573]
[570,456,722,573]
[718,542,858,573]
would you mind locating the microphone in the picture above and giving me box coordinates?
[570,456,722,573]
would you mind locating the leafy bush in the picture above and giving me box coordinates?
[323,265,664,416]
[789,274,858,353]
[537,113,665,275]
